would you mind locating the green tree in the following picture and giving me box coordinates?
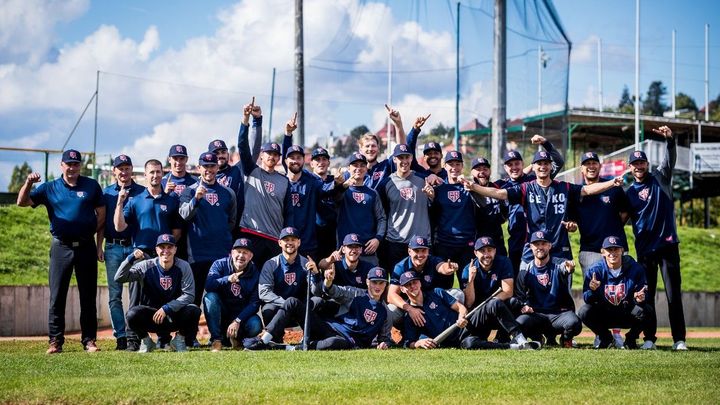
[675,92,698,112]
[618,85,633,113]
[642,80,667,116]
[349,125,370,140]
[8,162,33,192]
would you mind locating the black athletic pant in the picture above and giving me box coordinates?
[48,238,97,346]
[189,261,213,307]
[239,231,281,271]
[433,243,475,283]
[316,224,337,260]
[578,303,654,344]
[126,304,201,339]
[516,310,582,341]
[639,243,686,343]
[378,240,408,272]
[509,249,522,280]
[265,297,353,350]
[461,298,523,340]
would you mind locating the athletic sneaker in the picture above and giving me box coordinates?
[138,337,156,353]
[612,330,625,349]
[593,335,601,349]
[115,337,127,351]
[169,334,188,352]
[672,341,688,351]
[229,336,241,350]
[640,340,656,350]
[84,340,100,352]
[46,339,62,355]
[126,339,140,352]
[211,340,223,353]
[510,341,541,350]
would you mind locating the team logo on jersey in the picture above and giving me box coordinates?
[372,171,383,181]
[205,192,218,205]
[218,176,230,187]
[424,275,432,283]
[174,184,186,195]
[448,190,460,203]
[604,283,626,306]
[263,181,275,194]
[429,302,437,310]
[230,283,241,297]
[284,273,296,285]
[159,276,173,290]
[159,204,167,212]
[638,187,650,202]
[356,276,362,284]
[363,309,377,323]
[76,191,85,198]
[491,273,497,281]
[602,196,610,204]
[291,193,300,207]
[399,187,414,201]
[536,273,550,287]
[352,192,365,203]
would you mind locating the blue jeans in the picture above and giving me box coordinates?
[203,292,262,341]
[104,242,134,338]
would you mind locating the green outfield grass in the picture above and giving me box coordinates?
[1,204,720,292]
[1,335,718,404]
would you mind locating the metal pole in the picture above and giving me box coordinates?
[295,0,305,146]
[92,70,99,180]
[491,0,506,179]
[454,1,460,150]
[672,29,676,116]
[705,23,709,122]
[634,0,640,148]
[269,67,276,142]
[598,38,603,111]
[44,152,49,182]
[538,44,542,115]
[387,46,393,150]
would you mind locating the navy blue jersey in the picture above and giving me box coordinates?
[122,189,182,250]
[470,183,508,256]
[30,176,104,240]
[332,258,374,289]
[573,177,629,252]
[259,255,309,302]
[314,172,337,227]
[117,256,195,316]
[216,164,245,227]
[103,181,145,241]
[583,256,647,308]
[286,170,327,253]
[507,180,583,261]
[161,172,197,198]
[329,294,388,348]
[205,257,260,323]
[430,182,477,247]
[516,258,574,313]
[336,185,386,246]
[403,288,459,345]
[460,255,514,303]
[391,256,452,290]
[178,181,236,263]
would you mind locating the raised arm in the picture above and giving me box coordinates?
[16,172,40,207]
[653,126,676,181]
[581,176,623,196]
[531,134,565,178]
[238,98,259,175]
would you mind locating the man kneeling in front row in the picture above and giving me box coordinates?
[115,234,200,352]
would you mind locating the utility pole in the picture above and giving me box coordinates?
[491,0,506,179]
[597,38,603,111]
[295,0,305,146]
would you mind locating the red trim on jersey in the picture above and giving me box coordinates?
[240,227,278,242]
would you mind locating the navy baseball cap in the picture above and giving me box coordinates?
[474,236,496,250]
[156,234,176,246]
[423,141,442,154]
[532,151,551,163]
[208,139,228,153]
[198,152,218,166]
[285,145,305,158]
[503,150,523,163]
[62,149,82,163]
[601,236,623,249]
[444,150,463,163]
[628,150,648,164]
[348,152,367,165]
[399,270,421,286]
[580,151,600,164]
[112,154,132,167]
[471,157,490,169]
[367,267,388,282]
[261,142,281,154]
[392,143,412,158]
[169,144,188,157]
[311,147,330,160]
[232,238,253,250]
[529,231,550,244]
[279,227,299,240]
[408,236,431,249]
[342,233,363,247]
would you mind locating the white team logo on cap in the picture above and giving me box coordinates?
[608,237,617,244]
[634,151,642,157]
[175,146,183,153]
[374,268,383,277]
[536,231,544,238]
[69,151,78,159]
[481,237,489,245]
[214,141,222,147]
[586,152,593,158]
[400,145,407,151]
[451,152,458,158]
[120,155,127,161]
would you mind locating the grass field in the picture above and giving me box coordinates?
[1,334,719,404]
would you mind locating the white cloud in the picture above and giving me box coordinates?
[570,35,600,65]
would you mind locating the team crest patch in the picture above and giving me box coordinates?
[204,192,218,205]
[352,192,365,203]
[218,176,230,187]
[447,190,460,202]
[159,276,173,290]
[356,276,363,284]
[536,273,550,287]
[292,193,300,207]
[372,171,383,181]
[263,181,275,194]
[638,187,650,202]
[284,273,296,285]
[363,309,377,323]
[602,196,610,204]
[119,154,128,161]
[424,275,432,283]
[429,302,437,309]
[604,283,626,306]
[175,146,184,153]
[399,187,414,201]
[351,234,361,243]
[69,151,78,159]
[491,273,497,281]
[174,184,186,195]
[76,191,85,198]
[230,283,241,297]
[607,236,618,245]
[159,204,167,212]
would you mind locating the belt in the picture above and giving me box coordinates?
[107,238,132,247]
[54,237,92,247]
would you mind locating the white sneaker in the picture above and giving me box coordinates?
[672,341,688,351]
[612,333,625,349]
[640,340,656,350]
[169,334,188,352]
[593,336,601,349]
[138,337,156,353]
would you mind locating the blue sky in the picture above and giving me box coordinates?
[0,0,717,190]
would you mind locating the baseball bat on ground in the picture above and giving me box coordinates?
[433,288,502,344]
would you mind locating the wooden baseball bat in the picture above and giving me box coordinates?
[433,288,503,344]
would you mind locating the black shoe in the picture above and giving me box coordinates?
[125,339,140,352]
[115,337,127,351]
[243,337,269,351]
